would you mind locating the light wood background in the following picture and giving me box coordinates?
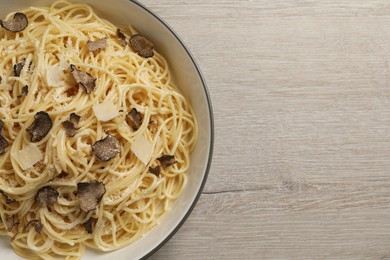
[143,0,390,259]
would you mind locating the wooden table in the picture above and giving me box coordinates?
[144,0,390,259]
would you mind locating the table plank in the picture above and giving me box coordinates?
[141,0,390,259]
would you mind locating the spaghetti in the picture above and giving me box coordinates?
[0,1,197,259]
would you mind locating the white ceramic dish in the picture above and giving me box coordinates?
[0,0,213,259]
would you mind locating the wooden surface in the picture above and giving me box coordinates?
[143,0,390,259]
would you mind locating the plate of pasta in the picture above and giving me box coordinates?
[0,0,213,259]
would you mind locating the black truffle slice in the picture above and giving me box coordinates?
[18,85,28,98]
[25,220,42,233]
[6,215,19,232]
[148,119,158,134]
[62,121,76,137]
[83,218,97,234]
[92,134,120,161]
[70,65,96,94]
[14,59,26,77]
[70,113,81,125]
[61,113,80,137]
[26,111,53,142]
[0,13,28,33]
[158,155,176,168]
[149,166,161,176]
[35,186,59,208]
[116,28,127,46]
[129,34,154,58]
[0,190,15,204]
[0,120,8,155]
[87,38,108,52]
[57,170,69,179]
[127,108,142,131]
[77,181,106,212]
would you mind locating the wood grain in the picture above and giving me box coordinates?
[141,0,390,259]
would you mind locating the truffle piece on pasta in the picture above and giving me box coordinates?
[26,111,52,142]
[25,220,42,233]
[83,218,96,234]
[0,120,9,155]
[70,112,81,125]
[116,28,127,46]
[35,186,59,208]
[87,37,108,52]
[92,134,121,161]
[0,190,15,204]
[57,170,69,179]
[130,34,154,58]
[0,76,2,84]
[149,166,161,176]
[0,13,28,33]
[127,108,142,131]
[6,215,19,232]
[62,113,80,137]
[158,155,176,168]
[13,59,26,77]
[62,121,76,137]
[18,85,28,98]
[77,181,106,212]
[148,119,158,135]
[69,64,96,94]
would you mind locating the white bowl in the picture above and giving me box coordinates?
[0,0,214,259]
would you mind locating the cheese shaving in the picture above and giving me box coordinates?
[92,101,119,122]
[131,133,153,165]
[12,144,43,170]
[46,66,64,87]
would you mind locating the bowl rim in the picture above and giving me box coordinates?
[128,0,215,259]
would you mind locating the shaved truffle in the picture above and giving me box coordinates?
[62,113,80,137]
[87,38,108,52]
[0,190,15,204]
[0,76,2,84]
[18,85,28,98]
[35,186,59,208]
[26,111,52,142]
[0,13,28,32]
[92,134,120,161]
[158,155,176,168]
[116,28,127,46]
[25,220,42,233]
[6,215,19,232]
[14,59,26,77]
[70,65,96,94]
[70,113,81,125]
[62,121,76,137]
[130,34,154,58]
[149,119,158,135]
[57,170,69,179]
[83,218,97,234]
[0,120,8,155]
[127,108,142,131]
[77,181,106,212]
[149,166,161,176]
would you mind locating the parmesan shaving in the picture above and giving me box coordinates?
[12,144,43,170]
[93,101,120,122]
[131,133,153,165]
[59,57,69,70]
[46,66,64,87]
